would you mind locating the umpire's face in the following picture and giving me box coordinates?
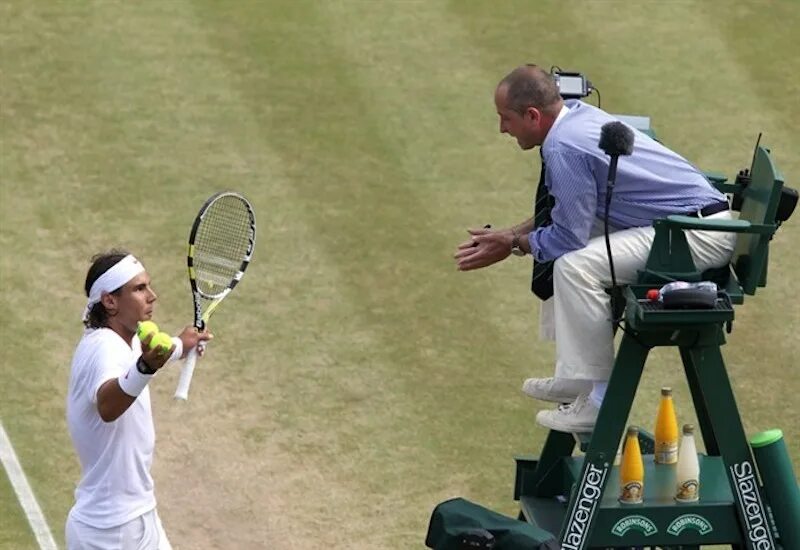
[494,84,545,151]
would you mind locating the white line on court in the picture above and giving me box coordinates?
[0,421,58,550]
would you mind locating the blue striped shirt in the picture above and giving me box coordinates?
[529,100,726,262]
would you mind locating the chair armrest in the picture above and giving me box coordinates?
[664,215,774,234]
[702,171,750,195]
[704,171,728,184]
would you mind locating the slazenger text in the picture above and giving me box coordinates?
[732,462,774,549]
[562,463,607,550]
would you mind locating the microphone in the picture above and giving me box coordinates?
[597,121,635,324]
[599,121,635,157]
[599,121,635,192]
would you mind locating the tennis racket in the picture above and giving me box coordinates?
[174,191,256,400]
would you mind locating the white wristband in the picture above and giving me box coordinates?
[118,360,154,397]
[169,337,183,362]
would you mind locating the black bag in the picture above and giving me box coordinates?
[425,498,560,550]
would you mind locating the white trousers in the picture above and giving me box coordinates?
[66,508,172,550]
[539,212,736,381]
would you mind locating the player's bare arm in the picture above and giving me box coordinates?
[96,333,175,422]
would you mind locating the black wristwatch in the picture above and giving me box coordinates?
[136,356,157,375]
[511,232,526,256]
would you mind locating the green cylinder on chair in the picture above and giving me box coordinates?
[750,429,800,549]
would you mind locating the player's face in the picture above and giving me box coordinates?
[495,85,544,150]
[107,272,158,333]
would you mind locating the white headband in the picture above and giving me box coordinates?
[83,255,145,321]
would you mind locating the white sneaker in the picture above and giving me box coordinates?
[536,394,599,433]
[521,377,592,403]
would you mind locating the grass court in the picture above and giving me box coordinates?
[1,1,798,548]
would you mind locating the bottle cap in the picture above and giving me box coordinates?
[627,425,639,436]
[661,387,672,396]
[683,424,695,435]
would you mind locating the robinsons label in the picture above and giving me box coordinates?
[611,515,658,537]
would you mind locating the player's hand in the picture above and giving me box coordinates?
[454,227,514,271]
[139,334,175,372]
[177,326,213,359]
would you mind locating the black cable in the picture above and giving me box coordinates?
[592,86,601,109]
[604,176,653,349]
[599,122,652,348]
[604,170,618,311]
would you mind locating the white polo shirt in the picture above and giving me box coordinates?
[66,328,156,529]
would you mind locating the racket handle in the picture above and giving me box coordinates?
[174,347,199,400]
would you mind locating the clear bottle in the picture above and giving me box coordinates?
[646,281,719,302]
[619,426,644,504]
[655,387,679,464]
[657,281,717,300]
[675,424,700,502]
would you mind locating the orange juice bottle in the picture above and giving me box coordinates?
[655,387,679,464]
[619,426,644,504]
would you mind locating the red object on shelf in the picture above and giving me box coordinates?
[646,289,660,301]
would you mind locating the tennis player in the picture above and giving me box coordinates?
[66,250,211,549]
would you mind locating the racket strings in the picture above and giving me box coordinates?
[193,196,254,296]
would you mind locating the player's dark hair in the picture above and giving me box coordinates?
[83,249,129,329]
[499,64,562,115]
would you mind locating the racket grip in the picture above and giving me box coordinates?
[174,347,199,400]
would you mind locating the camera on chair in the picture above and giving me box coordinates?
[732,168,798,225]
[552,69,593,100]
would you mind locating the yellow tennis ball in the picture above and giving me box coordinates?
[149,332,173,354]
[137,321,159,341]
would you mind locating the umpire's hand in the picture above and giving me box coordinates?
[454,227,513,271]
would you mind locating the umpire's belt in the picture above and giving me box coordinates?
[686,200,730,218]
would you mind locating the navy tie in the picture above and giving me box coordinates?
[531,157,555,300]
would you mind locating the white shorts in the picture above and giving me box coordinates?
[66,508,172,550]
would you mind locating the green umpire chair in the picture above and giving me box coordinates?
[512,142,798,550]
